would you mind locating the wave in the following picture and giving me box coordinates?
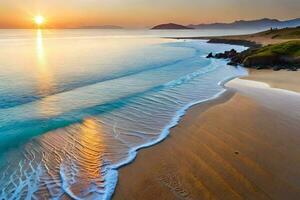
[0,57,215,152]
[0,40,248,199]
[105,73,246,200]
[0,42,198,109]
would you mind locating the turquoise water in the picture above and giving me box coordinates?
[0,29,248,199]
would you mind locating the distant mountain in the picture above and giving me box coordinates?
[151,23,193,30]
[79,25,124,29]
[188,18,300,30]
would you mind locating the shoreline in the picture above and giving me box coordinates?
[104,49,249,199]
[167,37,260,48]
[167,30,300,47]
[113,70,300,199]
[168,26,300,70]
[111,35,300,198]
[112,33,300,198]
[108,72,247,197]
[242,69,300,93]
[113,89,235,200]
[171,35,300,71]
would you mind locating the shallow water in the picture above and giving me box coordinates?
[0,29,248,199]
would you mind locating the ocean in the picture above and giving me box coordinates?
[0,29,249,199]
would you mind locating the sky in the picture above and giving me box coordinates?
[0,0,300,28]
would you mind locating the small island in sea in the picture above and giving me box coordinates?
[151,23,193,30]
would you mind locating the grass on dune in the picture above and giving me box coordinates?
[257,27,300,39]
[250,41,300,58]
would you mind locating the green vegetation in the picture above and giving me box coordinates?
[256,27,300,39]
[207,27,300,69]
[251,41,300,57]
[243,41,300,68]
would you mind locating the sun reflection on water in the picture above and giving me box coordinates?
[37,118,107,198]
[35,29,60,117]
[36,29,45,66]
[77,118,106,180]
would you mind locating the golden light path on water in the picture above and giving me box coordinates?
[32,33,111,197]
[28,116,129,199]
[35,29,61,117]
[36,29,45,66]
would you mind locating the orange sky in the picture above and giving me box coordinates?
[0,0,300,28]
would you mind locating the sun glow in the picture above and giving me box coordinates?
[34,16,45,26]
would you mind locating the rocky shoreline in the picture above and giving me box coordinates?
[169,27,300,71]
[207,39,300,71]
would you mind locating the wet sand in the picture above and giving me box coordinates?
[113,70,300,200]
[243,69,300,93]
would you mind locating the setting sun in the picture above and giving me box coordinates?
[34,16,45,26]
[0,0,300,199]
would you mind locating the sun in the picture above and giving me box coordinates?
[34,16,45,26]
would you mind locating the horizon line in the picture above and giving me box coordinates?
[1,16,299,30]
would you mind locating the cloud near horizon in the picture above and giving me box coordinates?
[0,0,300,28]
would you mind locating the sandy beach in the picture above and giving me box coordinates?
[173,28,300,47]
[113,70,300,200]
[243,69,300,93]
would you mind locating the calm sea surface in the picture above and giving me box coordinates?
[0,29,250,199]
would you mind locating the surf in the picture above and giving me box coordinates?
[0,30,247,199]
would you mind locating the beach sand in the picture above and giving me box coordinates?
[243,69,300,93]
[209,35,299,46]
[113,70,300,200]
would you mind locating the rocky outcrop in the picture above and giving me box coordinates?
[207,49,240,65]
[206,39,300,71]
[206,53,213,58]
[214,49,238,59]
[207,48,300,71]
[243,55,280,67]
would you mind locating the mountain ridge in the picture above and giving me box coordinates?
[188,18,300,29]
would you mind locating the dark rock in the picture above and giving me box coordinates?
[273,66,281,71]
[256,66,266,70]
[231,56,243,64]
[206,52,213,58]
[214,53,221,59]
[212,49,239,60]
[227,61,238,66]
[227,49,238,58]
[215,53,227,59]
